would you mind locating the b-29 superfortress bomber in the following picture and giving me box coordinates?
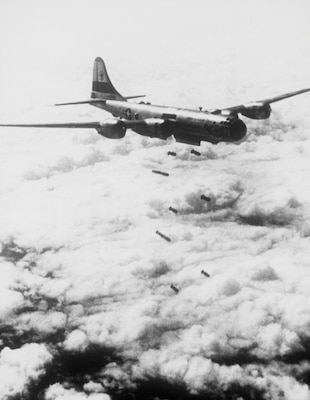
[1,57,309,146]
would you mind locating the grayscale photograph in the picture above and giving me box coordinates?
[0,0,310,399]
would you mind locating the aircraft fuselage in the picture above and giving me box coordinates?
[92,100,247,145]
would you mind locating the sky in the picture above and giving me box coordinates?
[0,0,310,399]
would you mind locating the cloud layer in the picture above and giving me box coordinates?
[0,1,310,399]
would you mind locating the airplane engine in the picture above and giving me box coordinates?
[96,119,126,139]
[240,103,272,119]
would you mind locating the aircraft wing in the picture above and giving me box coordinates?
[0,118,175,141]
[0,121,103,129]
[221,87,310,115]
[0,119,165,130]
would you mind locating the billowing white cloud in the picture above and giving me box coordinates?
[0,343,52,399]
[45,383,110,400]
[0,0,310,399]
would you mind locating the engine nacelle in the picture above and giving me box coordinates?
[133,118,173,140]
[96,119,126,139]
[240,102,272,119]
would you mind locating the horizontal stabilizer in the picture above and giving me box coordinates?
[55,99,106,106]
[124,95,146,100]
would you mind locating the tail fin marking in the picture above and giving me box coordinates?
[91,57,125,101]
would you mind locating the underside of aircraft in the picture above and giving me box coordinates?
[0,57,309,146]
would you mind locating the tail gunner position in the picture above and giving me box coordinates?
[0,57,309,146]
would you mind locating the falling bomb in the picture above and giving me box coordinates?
[201,194,211,202]
[168,151,177,156]
[152,170,169,177]
[170,284,179,294]
[156,230,171,242]
[191,149,201,156]
[169,206,178,214]
[201,269,210,277]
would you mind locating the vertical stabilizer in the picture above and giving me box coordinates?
[91,57,125,101]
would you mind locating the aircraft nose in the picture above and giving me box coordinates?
[229,118,247,141]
